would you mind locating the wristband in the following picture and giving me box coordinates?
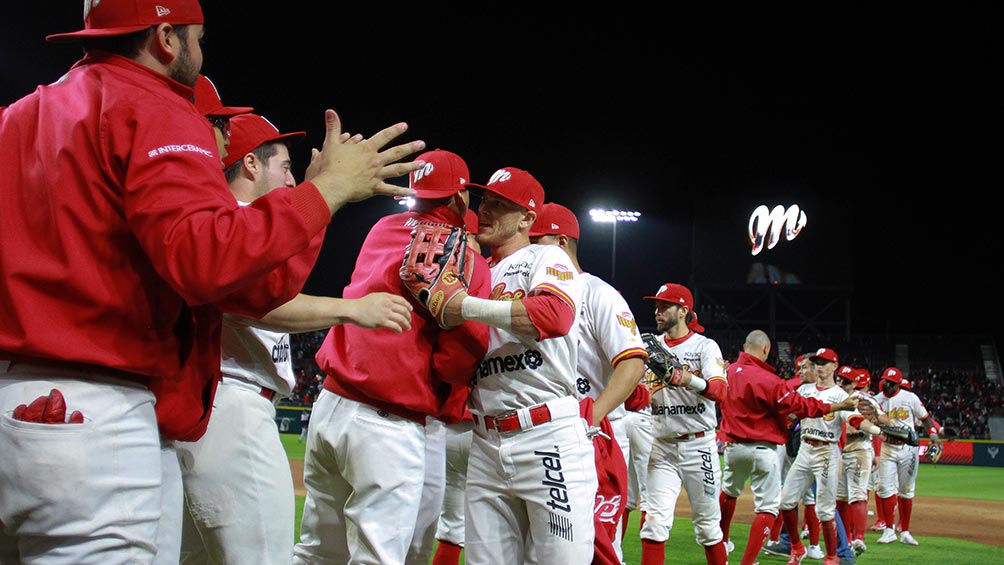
[685,376,707,392]
[461,296,513,332]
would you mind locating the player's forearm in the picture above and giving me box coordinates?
[457,296,539,339]
[592,358,647,426]
[249,294,352,333]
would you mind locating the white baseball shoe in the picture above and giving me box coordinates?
[899,530,919,545]
[851,538,867,556]
[724,539,735,553]
[877,528,897,544]
[806,544,824,559]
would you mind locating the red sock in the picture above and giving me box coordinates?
[431,540,462,565]
[741,512,775,565]
[836,500,850,537]
[899,497,913,531]
[880,495,898,528]
[804,504,820,545]
[704,540,728,565]
[851,500,868,541]
[874,490,886,524]
[719,492,738,541]
[769,511,784,541]
[641,539,666,565]
[821,519,837,557]
[782,508,805,551]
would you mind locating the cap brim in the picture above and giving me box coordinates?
[46,25,153,43]
[413,188,463,199]
[209,105,255,118]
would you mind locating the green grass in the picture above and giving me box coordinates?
[282,433,1004,563]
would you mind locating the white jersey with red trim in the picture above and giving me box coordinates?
[468,243,582,415]
[220,318,295,396]
[795,383,850,443]
[217,199,295,397]
[876,389,929,429]
[649,332,727,438]
[573,272,647,421]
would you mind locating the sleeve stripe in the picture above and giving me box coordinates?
[612,348,648,366]
[533,283,575,310]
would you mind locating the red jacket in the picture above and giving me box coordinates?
[719,352,832,444]
[0,54,329,439]
[318,208,490,424]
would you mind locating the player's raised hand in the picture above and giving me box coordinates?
[305,109,425,213]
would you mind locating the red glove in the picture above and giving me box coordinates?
[12,389,84,424]
[624,383,651,412]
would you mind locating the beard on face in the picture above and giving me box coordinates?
[167,28,200,87]
[881,381,899,395]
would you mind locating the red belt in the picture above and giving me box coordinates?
[803,438,828,447]
[674,430,708,441]
[259,387,277,401]
[481,405,552,433]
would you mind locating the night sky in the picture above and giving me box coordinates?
[4,5,998,351]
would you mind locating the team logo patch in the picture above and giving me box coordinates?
[616,313,638,334]
[546,264,574,281]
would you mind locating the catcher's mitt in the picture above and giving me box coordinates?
[641,333,685,387]
[399,221,473,329]
[878,422,919,447]
[926,437,944,463]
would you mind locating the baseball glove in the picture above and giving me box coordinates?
[878,422,919,447]
[926,436,944,463]
[641,333,686,387]
[399,221,473,329]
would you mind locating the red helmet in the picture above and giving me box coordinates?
[853,368,871,390]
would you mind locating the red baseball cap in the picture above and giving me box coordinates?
[193,75,253,118]
[47,0,204,43]
[466,167,544,211]
[810,347,838,365]
[644,283,694,309]
[900,378,911,390]
[838,365,855,379]
[854,368,872,390]
[529,202,580,238]
[794,354,807,367]
[410,149,470,199]
[223,114,305,169]
[881,367,904,384]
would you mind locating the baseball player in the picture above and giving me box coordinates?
[638,283,730,565]
[834,366,875,555]
[777,348,881,565]
[430,210,483,565]
[871,367,942,546]
[293,149,491,564]
[0,2,424,562]
[176,113,415,564]
[437,166,597,564]
[529,201,650,564]
[718,332,859,565]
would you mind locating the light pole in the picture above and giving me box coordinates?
[589,208,640,286]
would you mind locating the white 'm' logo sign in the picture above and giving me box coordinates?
[748,204,807,256]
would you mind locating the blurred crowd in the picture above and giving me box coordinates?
[284,329,1003,439]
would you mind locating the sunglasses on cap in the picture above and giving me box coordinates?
[209,116,231,138]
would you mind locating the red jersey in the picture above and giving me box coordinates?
[0,54,329,439]
[719,351,833,444]
[317,207,490,424]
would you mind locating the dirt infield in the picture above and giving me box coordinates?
[288,459,1003,547]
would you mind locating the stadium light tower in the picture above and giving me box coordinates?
[589,208,640,286]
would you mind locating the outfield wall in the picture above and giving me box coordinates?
[918,438,1004,467]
